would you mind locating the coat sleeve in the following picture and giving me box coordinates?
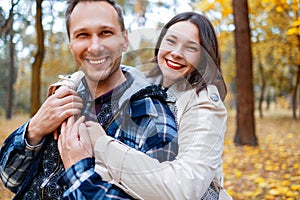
[0,121,43,193]
[93,86,228,199]
[47,70,84,96]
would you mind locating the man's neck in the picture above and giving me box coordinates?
[87,69,127,99]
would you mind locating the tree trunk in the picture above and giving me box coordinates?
[292,65,300,120]
[30,0,45,116]
[6,32,14,119]
[2,0,19,119]
[258,52,265,118]
[232,0,258,146]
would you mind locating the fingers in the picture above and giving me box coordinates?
[58,121,67,153]
[27,86,82,143]
[50,86,83,113]
[73,116,85,131]
[85,120,105,136]
[79,123,93,156]
[40,87,83,131]
[50,93,83,116]
[84,120,105,148]
[53,86,78,98]
[85,121,101,128]
[77,115,86,124]
[57,95,83,107]
[53,129,59,140]
[58,116,92,169]
[66,116,77,139]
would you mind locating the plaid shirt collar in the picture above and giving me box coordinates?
[76,71,134,125]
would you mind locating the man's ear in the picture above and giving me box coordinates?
[122,29,129,52]
[69,43,72,52]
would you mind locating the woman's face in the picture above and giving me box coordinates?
[158,21,201,87]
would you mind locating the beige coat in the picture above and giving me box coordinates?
[93,81,231,199]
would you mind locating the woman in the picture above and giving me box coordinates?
[58,12,231,199]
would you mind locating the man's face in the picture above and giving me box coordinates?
[68,1,128,88]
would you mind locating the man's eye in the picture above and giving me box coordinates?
[76,33,88,38]
[101,30,113,36]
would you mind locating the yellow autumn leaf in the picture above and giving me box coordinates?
[269,188,280,195]
[279,180,291,187]
[293,163,300,169]
[234,171,243,178]
[291,184,300,191]
[285,190,299,197]
[195,1,215,12]
[255,177,265,184]
[276,6,284,13]
[292,20,300,27]
[287,27,299,36]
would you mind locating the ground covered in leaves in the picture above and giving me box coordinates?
[223,111,300,199]
[0,111,299,199]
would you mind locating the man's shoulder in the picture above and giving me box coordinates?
[119,65,164,106]
[121,65,150,86]
[130,85,166,102]
[127,85,173,120]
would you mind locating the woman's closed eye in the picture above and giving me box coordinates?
[186,45,199,52]
[166,38,176,45]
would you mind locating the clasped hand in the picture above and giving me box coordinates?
[58,115,106,169]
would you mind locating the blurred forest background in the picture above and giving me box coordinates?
[0,0,299,199]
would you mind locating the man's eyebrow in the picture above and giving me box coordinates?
[72,25,116,34]
[98,25,116,30]
[72,27,87,35]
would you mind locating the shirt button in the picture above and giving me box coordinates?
[210,93,219,102]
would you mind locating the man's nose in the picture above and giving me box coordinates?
[88,36,104,53]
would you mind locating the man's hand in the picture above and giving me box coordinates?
[58,116,92,169]
[26,86,83,145]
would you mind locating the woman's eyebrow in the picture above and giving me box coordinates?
[187,40,200,46]
[167,33,199,45]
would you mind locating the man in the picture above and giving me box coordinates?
[0,0,178,199]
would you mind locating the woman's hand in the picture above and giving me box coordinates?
[83,121,107,148]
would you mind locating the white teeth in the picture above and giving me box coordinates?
[89,58,106,64]
[167,60,181,67]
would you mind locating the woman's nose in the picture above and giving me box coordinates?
[170,45,184,59]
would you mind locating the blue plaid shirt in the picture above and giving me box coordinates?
[0,68,178,199]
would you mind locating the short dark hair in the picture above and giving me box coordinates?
[65,0,125,39]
